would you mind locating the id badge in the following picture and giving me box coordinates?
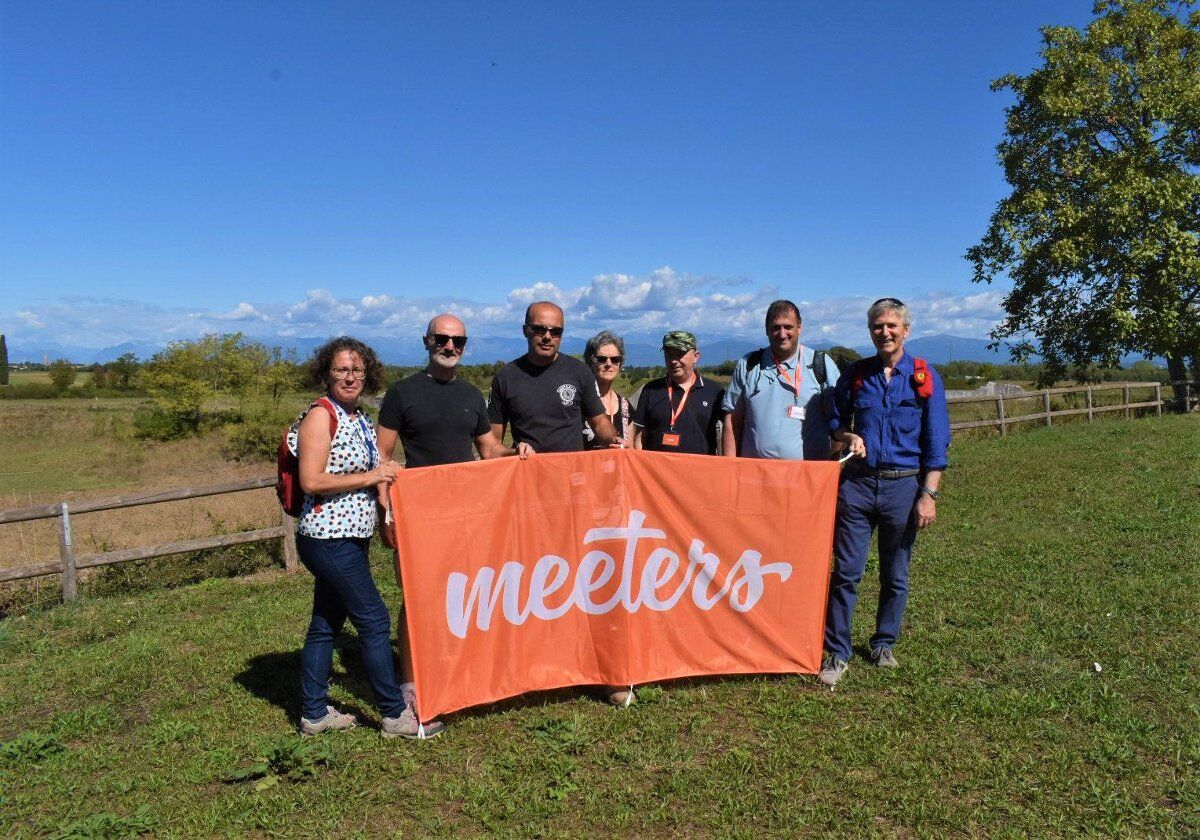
[661,433,681,447]
[786,405,806,421]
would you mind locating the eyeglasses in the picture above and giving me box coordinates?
[429,333,468,349]
[593,355,623,365]
[872,297,906,308]
[330,367,366,380]
[526,324,564,338]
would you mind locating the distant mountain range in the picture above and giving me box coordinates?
[5,333,1160,367]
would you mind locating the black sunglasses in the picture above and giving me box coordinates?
[429,333,468,349]
[593,355,623,365]
[526,324,564,337]
[872,297,905,308]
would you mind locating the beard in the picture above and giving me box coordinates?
[429,351,460,371]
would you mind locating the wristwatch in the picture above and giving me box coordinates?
[919,486,940,501]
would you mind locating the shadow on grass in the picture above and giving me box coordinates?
[234,640,377,725]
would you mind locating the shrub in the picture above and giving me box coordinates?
[132,406,194,440]
[223,408,295,462]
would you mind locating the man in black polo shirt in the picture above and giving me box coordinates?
[632,330,724,455]
[488,301,620,454]
[376,312,517,740]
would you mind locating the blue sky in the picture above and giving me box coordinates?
[0,1,1097,356]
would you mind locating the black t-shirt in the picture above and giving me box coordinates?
[487,354,605,453]
[632,374,725,454]
[378,372,490,468]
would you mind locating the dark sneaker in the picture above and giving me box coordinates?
[381,706,446,740]
[300,706,357,736]
[870,646,899,668]
[817,653,850,688]
[606,686,637,707]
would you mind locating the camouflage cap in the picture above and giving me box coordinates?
[661,330,698,352]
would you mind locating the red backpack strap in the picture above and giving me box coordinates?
[849,357,874,397]
[910,357,934,399]
[313,396,340,436]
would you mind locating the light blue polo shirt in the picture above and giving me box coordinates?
[721,345,840,460]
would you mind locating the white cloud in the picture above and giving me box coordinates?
[0,272,1010,353]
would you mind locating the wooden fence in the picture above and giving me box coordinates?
[946,380,1170,435]
[0,379,1193,601]
[0,476,298,600]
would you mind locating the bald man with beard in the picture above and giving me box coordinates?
[376,312,519,738]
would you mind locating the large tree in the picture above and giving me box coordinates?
[967,0,1200,389]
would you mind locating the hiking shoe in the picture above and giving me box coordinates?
[817,653,850,688]
[606,686,637,707]
[300,706,357,736]
[381,706,446,740]
[870,646,899,668]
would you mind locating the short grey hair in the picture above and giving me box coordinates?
[867,297,912,328]
[584,330,625,367]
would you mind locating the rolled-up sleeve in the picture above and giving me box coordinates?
[722,358,747,414]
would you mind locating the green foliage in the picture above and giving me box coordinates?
[48,359,78,392]
[87,364,109,390]
[131,406,191,440]
[967,0,1200,385]
[1,731,66,767]
[50,806,154,839]
[222,405,297,461]
[827,345,862,369]
[226,737,334,790]
[0,381,61,399]
[107,352,139,390]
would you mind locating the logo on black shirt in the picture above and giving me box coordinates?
[557,384,578,406]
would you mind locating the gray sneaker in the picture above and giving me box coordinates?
[870,646,899,668]
[818,653,850,688]
[300,705,357,736]
[381,706,446,740]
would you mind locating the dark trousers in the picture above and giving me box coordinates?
[297,534,406,720]
[824,473,920,662]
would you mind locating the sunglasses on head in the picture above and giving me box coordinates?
[526,324,564,338]
[872,297,905,308]
[429,333,468,349]
[593,355,623,365]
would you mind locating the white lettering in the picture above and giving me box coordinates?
[444,510,792,637]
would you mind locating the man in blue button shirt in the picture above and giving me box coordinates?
[818,298,951,688]
[721,299,841,461]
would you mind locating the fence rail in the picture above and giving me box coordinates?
[1,475,297,600]
[1,379,1195,599]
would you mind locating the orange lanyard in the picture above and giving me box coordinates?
[775,358,802,405]
[666,374,697,431]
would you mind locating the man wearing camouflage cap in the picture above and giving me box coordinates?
[631,330,725,454]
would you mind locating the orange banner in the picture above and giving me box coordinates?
[388,449,838,722]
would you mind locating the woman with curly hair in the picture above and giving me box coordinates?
[292,336,442,739]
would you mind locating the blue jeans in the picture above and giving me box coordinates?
[823,474,920,662]
[297,534,406,720]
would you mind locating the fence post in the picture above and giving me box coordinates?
[1123,384,1131,420]
[1155,383,1162,416]
[1043,391,1052,427]
[281,510,299,573]
[996,395,1007,436]
[57,501,78,602]
[1086,386,1094,422]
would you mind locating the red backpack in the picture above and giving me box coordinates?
[276,397,338,517]
[849,356,934,400]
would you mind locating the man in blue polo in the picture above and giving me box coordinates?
[631,330,724,454]
[818,297,951,688]
[722,299,840,461]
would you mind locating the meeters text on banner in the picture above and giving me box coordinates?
[387,449,839,722]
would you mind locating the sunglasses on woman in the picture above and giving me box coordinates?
[429,334,468,349]
[593,355,623,365]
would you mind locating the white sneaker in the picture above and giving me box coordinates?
[817,654,850,688]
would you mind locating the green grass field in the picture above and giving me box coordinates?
[1,415,1197,836]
